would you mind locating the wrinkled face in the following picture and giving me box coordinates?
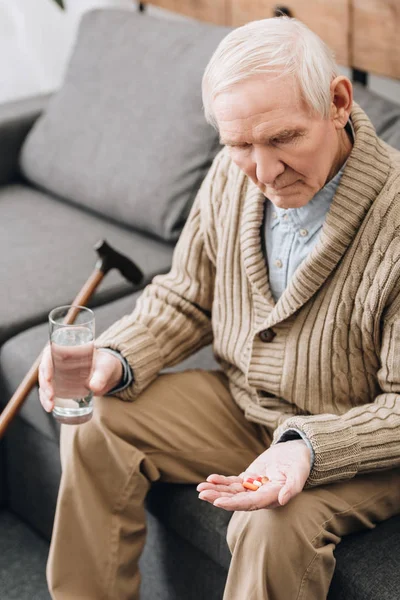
[213,74,348,209]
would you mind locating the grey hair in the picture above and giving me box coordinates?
[202,17,339,129]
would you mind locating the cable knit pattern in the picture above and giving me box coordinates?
[96,104,400,487]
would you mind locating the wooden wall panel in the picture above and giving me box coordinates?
[352,0,400,79]
[147,0,228,26]
[145,0,400,80]
[229,0,350,66]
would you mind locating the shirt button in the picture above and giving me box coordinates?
[274,259,283,268]
[299,228,308,237]
[272,212,278,219]
[282,213,288,220]
[259,328,276,343]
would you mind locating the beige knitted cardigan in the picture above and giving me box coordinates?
[97,104,400,487]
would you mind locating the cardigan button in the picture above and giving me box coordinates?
[259,328,276,343]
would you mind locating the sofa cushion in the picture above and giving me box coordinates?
[0,184,174,346]
[20,9,229,242]
[147,483,232,570]
[328,513,400,599]
[0,511,51,599]
[0,440,5,508]
[0,92,52,187]
[0,291,218,442]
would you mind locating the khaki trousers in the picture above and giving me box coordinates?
[47,370,400,600]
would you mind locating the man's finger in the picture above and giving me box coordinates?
[213,491,262,511]
[38,375,55,401]
[89,370,110,395]
[89,355,114,394]
[278,471,304,506]
[38,363,45,384]
[39,377,54,396]
[213,484,282,511]
[206,474,243,485]
[39,389,54,413]
[198,490,235,503]
[197,481,244,493]
[43,359,53,381]
[42,346,53,378]
[89,350,123,395]
[39,354,53,383]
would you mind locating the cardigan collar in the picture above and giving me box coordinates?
[239,103,392,329]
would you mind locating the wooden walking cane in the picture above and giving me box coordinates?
[0,240,143,439]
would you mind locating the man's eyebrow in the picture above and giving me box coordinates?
[220,128,306,146]
[270,128,305,140]
[219,138,248,146]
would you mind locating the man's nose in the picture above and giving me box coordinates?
[254,147,285,185]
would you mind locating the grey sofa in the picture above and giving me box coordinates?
[1,7,400,600]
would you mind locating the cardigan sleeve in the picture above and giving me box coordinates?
[272,306,400,487]
[95,149,228,401]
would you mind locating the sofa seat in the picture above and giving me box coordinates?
[147,483,232,570]
[0,183,175,345]
[144,483,400,600]
[0,511,50,600]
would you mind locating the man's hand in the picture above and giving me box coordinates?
[197,440,311,511]
[38,346,124,413]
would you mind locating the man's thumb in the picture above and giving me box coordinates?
[89,370,109,395]
[278,472,302,506]
[278,485,292,506]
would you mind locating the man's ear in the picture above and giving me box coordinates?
[330,76,353,130]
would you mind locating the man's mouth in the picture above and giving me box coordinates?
[266,182,300,196]
[268,179,300,192]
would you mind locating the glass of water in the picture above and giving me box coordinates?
[49,305,95,425]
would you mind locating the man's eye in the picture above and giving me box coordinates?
[271,135,300,145]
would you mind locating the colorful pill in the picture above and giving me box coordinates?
[253,480,262,488]
[243,481,259,491]
[244,476,262,483]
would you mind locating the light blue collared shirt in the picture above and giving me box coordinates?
[264,166,345,303]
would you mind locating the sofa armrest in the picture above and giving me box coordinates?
[0,93,52,186]
[0,441,5,508]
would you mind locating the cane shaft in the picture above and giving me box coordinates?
[0,268,105,439]
[69,269,104,314]
[0,357,42,438]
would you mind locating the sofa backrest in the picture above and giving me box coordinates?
[353,83,400,150]
[20,9,230,242]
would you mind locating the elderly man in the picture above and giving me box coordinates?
[39,16,400,600]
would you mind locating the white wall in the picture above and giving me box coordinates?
[0,0,135,104]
